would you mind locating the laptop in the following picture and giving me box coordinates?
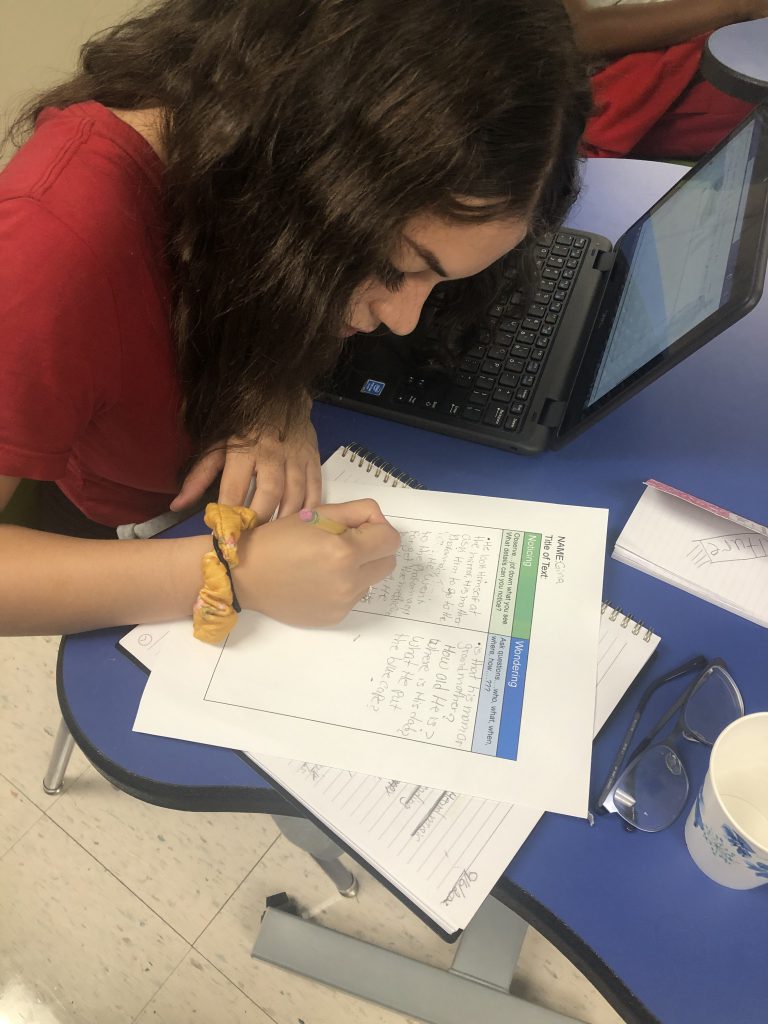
[322,104,768,454]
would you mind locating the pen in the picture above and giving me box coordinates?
[298,508,348,535]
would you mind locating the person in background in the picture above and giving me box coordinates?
[0,0,591,637]
[565,0,767,158]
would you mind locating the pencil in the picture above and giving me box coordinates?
[298,508,348,534]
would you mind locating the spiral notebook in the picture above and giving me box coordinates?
[121,443,660,939]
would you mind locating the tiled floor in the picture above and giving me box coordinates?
[0,634,624,1024]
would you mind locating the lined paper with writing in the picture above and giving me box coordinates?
[248,601,659,934]
[614,482,768,628]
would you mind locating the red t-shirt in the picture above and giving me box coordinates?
[0,101,193,526]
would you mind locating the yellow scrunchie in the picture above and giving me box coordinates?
[192,503,259,643]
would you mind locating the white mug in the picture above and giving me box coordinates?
[685,712,768,889]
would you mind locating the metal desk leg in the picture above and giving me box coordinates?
[252,894,584,1024]
[272,815,359,897]
[43,718,76,795]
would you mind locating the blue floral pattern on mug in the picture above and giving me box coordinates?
[694,785,768,880]
[723,825,755,858]
[694,789,705,831]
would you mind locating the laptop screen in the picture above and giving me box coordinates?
[560,105,768,439]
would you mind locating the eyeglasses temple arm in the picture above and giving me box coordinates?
[593,709,643,811]
[591,655,707,817]
[624,656,709,762]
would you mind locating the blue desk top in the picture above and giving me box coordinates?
[703,18,768,103]
[59,158,768,1024]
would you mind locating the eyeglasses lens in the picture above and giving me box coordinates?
[612,744,689,832]
[683,665,743,743]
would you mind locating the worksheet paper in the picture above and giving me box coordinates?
[123,603,658,933]
[133,482,607,814]
[614,480,768,628]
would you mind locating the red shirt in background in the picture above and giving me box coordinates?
[0,101,193,527]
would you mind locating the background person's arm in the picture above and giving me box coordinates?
[563,0,768,58]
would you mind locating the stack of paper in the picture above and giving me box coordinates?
[122,601,660,935]
[123,449,672,936]
[613,480,768,628]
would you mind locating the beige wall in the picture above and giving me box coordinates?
[1,0,139,142]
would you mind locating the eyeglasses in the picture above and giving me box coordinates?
[592,657,744,833]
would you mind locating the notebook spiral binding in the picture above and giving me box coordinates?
[341,443,425,489]
[601,601,654,642]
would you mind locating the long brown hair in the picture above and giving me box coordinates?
[9,0,591,453]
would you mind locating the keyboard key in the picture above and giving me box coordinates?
[522,317,541,331]
[489,302,505,317]
[495,330,514,347]
[566,258,579,269]
[554,289,567,302]
[528,303,547,318]
[499,318,520,333]
[487,344,507,360]
[504,414,520,432]
[545,313,559,325]
[469,389,489,405]
[511,342,531,357]
[562,269,575,280]
[481,358,502,374]
[439,389,468,416]
[535,337,550,349]
[540,280,555,293]
[535,246,549,259]
[529,349,544,361]
[394,389,419,405]
[546,255,564,268]
[526,360,540,373]
[454,371,473,387]
[483,403,507,427]
[516,387,530,400]
[476,373,496,390]
[521,374,536,387]
[505,357,525,372]
[556,232,574,245]
[492,386,513,402]
[552,243,570,257]
[500,371,520,387]
[460,356,480,372]
[467,344,486,358]
[540,325,553,337]
[516,330,536,345]
[462,405,483,422]
[533,291,551,305]
[542,267,559,281]
[419,395,439,410]
[510,401,525,415]
[573,236,587,248]
[550,300,562,313]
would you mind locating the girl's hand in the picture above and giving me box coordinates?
[232,499,401,627]
[171,418,322,524]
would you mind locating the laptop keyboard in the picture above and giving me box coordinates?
[393,231,590,433]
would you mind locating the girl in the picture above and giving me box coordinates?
[0,0,591,636]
